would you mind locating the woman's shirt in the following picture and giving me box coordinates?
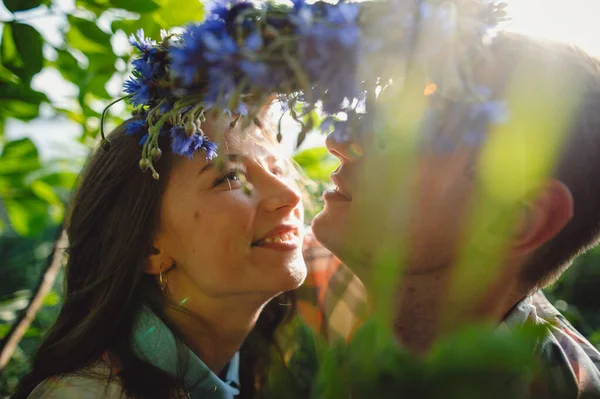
[29,308,240,399]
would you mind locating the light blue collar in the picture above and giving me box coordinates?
[132,307,240,399]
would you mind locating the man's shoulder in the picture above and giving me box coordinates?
[530,291,600,395]
[28,361,126,398]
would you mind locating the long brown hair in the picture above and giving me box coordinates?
[11,120,296,398]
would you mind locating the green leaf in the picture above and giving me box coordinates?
[1,23,22,70]
[0,323,8,339]
[39,171,77,190]
[53,49,84,83]
[1,23,44,83]
[86,52,118,72]
[112,13,165,40]
[4,196,48,236]
[0,138,41,176]
[42,291,60,306]
[3,0,44,13]
[66,16,112,54]
[30,180,61,205]
[24,326,41,337]
[156,0,204,27]
[293,147,339,182]
[109,0,161,12]
[75,0,109,16]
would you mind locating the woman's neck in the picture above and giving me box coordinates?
[165,293,272,373]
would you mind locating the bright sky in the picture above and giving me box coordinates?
[3,0,600,160]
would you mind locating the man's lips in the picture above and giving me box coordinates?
[328,173,353,201]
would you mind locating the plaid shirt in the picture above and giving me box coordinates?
[299,233,600,397]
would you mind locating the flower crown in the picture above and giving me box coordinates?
[101,0,509,179]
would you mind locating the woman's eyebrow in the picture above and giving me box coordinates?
[198,153,245,175]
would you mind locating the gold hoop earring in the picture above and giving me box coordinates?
[159,264,168,294]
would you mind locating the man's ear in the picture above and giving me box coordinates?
[145,235,174,276]
[511,180,573,257]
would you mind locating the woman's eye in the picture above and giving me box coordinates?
[213,169,245,188]
[271,166,284,177]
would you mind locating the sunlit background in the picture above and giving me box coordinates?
[2,0,600,160]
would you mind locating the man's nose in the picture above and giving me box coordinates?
[325,132,364,164]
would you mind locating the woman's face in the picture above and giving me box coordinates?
[149,116,306,303]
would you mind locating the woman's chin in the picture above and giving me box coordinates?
[276,260,308,292]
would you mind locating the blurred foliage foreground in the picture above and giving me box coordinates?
[1,0,600,397]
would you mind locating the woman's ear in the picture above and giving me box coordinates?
[511,180,573,257]
[145,235,173,275]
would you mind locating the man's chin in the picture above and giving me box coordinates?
[312,212,366,269]
[311,209,343,252]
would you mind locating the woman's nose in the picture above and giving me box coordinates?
[260,173,302,213]
[325,132,364,165]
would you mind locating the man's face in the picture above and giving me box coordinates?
[311,123,480,283]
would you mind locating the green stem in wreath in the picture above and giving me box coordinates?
[100,94,133,150]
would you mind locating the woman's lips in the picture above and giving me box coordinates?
[252,226,302,251]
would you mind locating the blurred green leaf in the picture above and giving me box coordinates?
[66,16,112,54]
[30,180,61,205]
[294,147,338,182]
[4,197,48,236]
[87,52,118,72]
[110,0,161,12]
[0,81,47,120]
[82,72,112,99]
[2,0,44,13]
[0,138,41,176]
[53,49,84,83]
[39,171,77,190]
[24,326,41,337]
[42,291,60,307]
[0,323,9,338]
[113,13,166,39]
[1,23,23,70]
[155,0,204,27]
[0,22,44,83]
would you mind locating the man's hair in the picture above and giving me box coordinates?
[491,33,600,288]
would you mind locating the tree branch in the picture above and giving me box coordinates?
[0,228,68,372]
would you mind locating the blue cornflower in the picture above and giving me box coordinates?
[169,20,228,86]
[124,119,147,136]
[170,126,219,159]
[139,134,149,146]
[201,139,218,160]
[239,60,269,85]
[463,100,509,145]
[291,0,305,11]
[330,119,352,142]
[129,29,156,54]
[124,77,151,107]
[206,0,248,21]
[203,30,267,105]
[160,100,174,114]
[170,126,195,157]
[325,3,361,47]
[238,32,270,87]
[124,35,163,107]
[293,2,362,113]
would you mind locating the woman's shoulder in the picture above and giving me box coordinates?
[28,360,126,399]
